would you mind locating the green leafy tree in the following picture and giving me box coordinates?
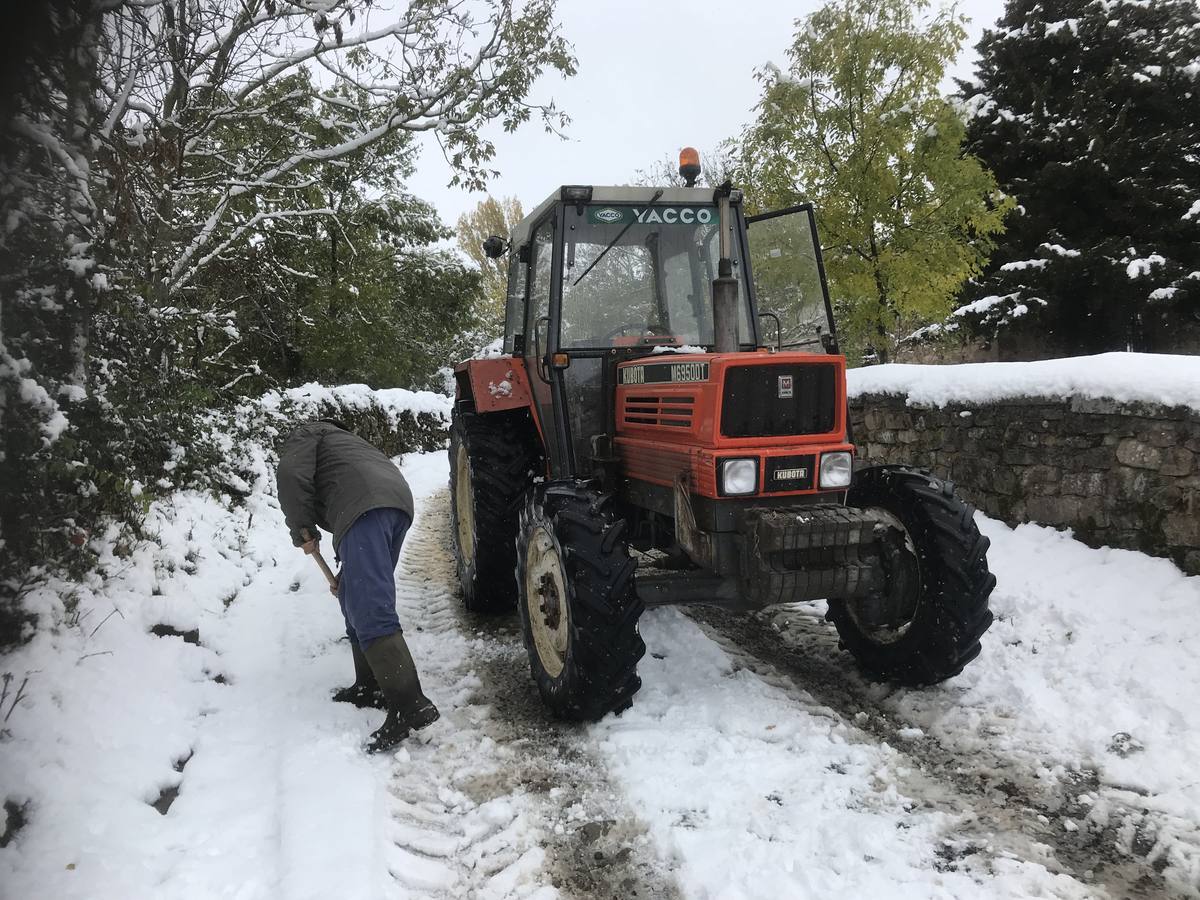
[296,247,483,390]
[189,73,480,392]
[456,196,525,334]
[734,0,1012,361]
[958,0,1200,354]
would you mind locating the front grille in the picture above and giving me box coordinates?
[720,364,836,437]
[764,454,815,492]
[623,394,695,428]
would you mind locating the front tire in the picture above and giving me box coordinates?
[448,409,540,612]
[827,466,995,685]
[516,484,646,720]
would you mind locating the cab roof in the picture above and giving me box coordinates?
[510,185,725,248]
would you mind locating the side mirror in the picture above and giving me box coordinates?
[482,235,506,259]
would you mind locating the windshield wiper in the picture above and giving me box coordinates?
[572,189,663,287]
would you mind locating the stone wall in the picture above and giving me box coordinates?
[849,394,1200,575]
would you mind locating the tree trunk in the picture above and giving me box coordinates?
[330,229,338,289]
[63,7,100,392]
[868,232,891,364]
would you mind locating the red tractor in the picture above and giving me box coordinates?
[450,156,995,720]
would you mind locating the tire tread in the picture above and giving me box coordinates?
[516,485,646,721]
[827,465,996,686]
[448,409,541,612]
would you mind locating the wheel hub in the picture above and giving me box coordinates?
[536,572,562,630]
[524,525,569,678]
[847,509,921,644]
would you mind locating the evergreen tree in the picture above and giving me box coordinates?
[735,0,1012,361]
[958,0,1200,353]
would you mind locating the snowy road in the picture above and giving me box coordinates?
[375,457,1200,899]
[377,462,679,900]
[3,450,1199,899]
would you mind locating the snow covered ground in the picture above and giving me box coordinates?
[3,448,1199,897]
[592,522,1200,898]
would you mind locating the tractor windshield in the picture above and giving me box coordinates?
[560,203,753,349]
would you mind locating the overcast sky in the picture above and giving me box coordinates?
[406,0,1008,233]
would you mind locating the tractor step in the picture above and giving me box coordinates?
[635,570,742,607]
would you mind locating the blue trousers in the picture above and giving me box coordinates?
[336,507,410,649]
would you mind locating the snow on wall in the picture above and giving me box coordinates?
[849,356,1200,574]
[212,383,452,489]
[259,381,452,423]
[848,352,1200,412]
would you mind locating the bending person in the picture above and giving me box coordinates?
[277,418,439,753]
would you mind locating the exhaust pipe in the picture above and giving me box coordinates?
[712,181,738,354]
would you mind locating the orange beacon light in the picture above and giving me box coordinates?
[679,147,701,186]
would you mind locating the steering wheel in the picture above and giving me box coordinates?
[597,322,643,343]
[597,322,676,345]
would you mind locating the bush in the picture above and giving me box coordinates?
[0,383,450,649]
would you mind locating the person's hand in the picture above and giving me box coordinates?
[300,529,319,555]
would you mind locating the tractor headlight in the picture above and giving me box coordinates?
[819,451,853,489]
[721,458,758,496]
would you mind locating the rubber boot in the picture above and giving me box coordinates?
[332,640,385,709]
[361,631,440,753]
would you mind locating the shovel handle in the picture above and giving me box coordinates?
[302,529,339,595]
[312,550,338,593]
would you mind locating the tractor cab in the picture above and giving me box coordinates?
[521,188,755,352]
[486,182,840,483]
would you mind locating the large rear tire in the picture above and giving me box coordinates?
[516,484,645,720]
[827,466,995,685]
[448,409,540,613]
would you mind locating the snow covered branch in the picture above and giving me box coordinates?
[85,0,573,297]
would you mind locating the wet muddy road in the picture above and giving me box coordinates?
[687,603,1200,899]
[392,488,1199,898]
[391,491,680,899]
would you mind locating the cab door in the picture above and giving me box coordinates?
[522,212,573,475]
[745,205,839,353]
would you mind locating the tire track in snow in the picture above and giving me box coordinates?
[384,489,680,900]
[685,604,1200,899]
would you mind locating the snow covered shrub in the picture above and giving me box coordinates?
[0,349,227,649]
[0,380,449,648]
[207,385,451,504]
